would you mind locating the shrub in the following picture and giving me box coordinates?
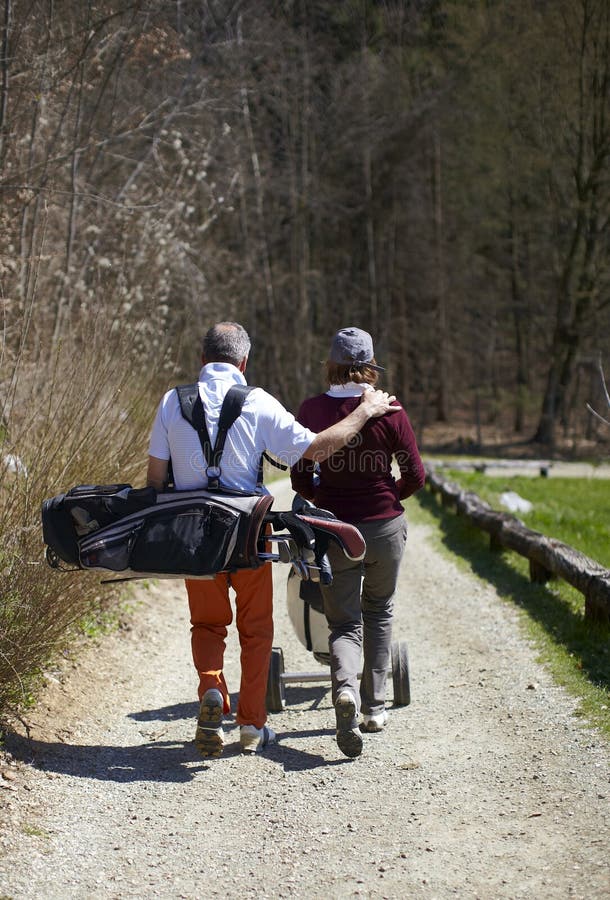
[0,319,169,713]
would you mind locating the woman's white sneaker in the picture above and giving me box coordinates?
[361,710,388,733]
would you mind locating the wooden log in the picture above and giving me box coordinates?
[443,482,462,501]
[455,490,488,517]
[531,538,608,596]
[432,459,553,473]
[425,466,460,498]
[529,558,553,584]
[497,517,542,557]
[425,468,459,504]
[585,575,610,624]
[430,472,461,507]
[422,464,610,621]
[489,533,504,553]
[426,470,442,494]
[459,499,508,537]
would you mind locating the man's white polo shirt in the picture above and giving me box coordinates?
[148,363,316,492]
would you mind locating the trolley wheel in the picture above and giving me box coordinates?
[391,639,411,706]
[266,646,286,712]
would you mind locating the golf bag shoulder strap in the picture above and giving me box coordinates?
[175,383,254,490]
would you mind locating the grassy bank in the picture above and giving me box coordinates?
[439,472,610,568]
[0,328,166,716]
[408,472,610,738]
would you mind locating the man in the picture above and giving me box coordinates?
[147,322,398,758]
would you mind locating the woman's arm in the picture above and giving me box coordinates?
[393,409,425,499]
[290,401,317,499]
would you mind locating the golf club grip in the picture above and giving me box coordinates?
[319,553,332,585]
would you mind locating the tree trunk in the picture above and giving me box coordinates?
[534,0,609,445]
[507,185,529,433]
[0,0,11,170]
[433,130,449,422]
[535,317,584,446]
[237,14,283,398]
[361,41,378,337]
[52,57,84,347]
[298,12,312,389]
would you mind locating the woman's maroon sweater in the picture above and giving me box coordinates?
[290,393,425,523]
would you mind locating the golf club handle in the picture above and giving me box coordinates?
[318,553,333,585]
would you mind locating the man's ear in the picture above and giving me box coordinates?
[239,355,248,373]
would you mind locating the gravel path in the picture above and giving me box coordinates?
[0,478,608,899]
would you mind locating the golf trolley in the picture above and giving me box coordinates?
[265,513,411,713]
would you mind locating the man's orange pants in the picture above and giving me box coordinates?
[185,560,273,730]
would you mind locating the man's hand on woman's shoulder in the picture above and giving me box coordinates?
[359,389,400,418]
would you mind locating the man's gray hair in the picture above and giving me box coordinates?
[203,322,251,365]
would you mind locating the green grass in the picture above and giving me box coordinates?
[76,589,140,640]
[21,824,50,839]
[442,472,610,568]
[408,479,610,739]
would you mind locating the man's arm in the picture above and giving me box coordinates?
[303,389,398,462]
[147,456,169,491]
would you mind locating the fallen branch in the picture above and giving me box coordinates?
[586,358,610,427]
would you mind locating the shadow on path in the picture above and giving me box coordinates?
[127,700,199,723]
[417,491,610,690]
[4,694,350,781]
[4,729,207,783]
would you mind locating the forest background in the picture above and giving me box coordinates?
[0,0,608,709]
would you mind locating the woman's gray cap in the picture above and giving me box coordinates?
[329,327,385,371]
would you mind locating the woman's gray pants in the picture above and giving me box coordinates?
[320,513,408,717]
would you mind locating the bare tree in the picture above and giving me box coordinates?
[533,0,610,445]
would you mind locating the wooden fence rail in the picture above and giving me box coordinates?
[424,464,610,624]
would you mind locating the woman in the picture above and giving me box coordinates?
[291,327,425,758]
